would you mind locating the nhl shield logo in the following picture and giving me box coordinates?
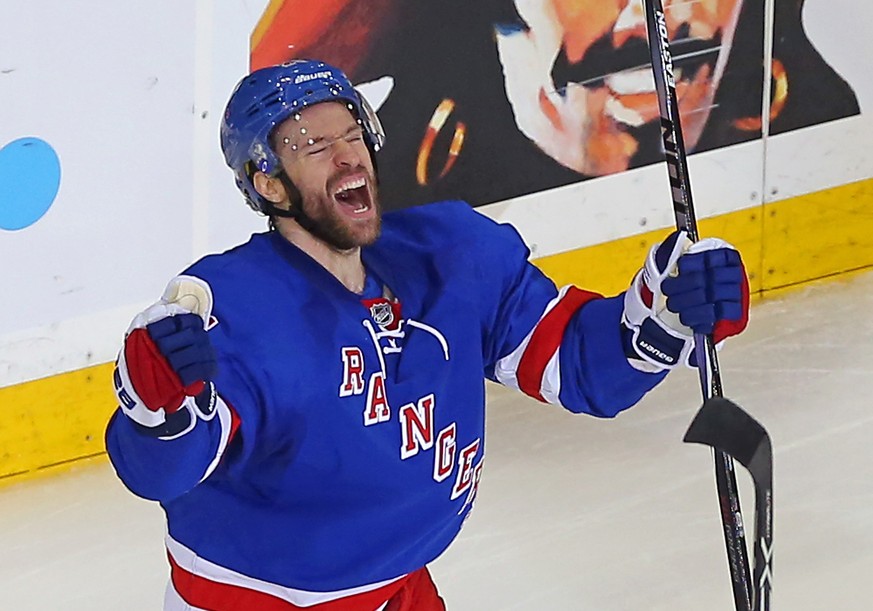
[370,301,394,327]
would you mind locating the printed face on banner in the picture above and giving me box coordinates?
[250,0,860,210]
[496,0,744,176]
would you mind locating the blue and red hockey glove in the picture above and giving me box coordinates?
[113,277,219,438]
[622,230,749,372]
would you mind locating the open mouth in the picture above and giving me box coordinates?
[332,175,373,217]
[551,28,720,92]
[547,32,720,128]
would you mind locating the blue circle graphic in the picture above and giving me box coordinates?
[0,137,62,231]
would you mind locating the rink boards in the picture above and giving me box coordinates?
[2,173,872,484]
[1,0,872,484]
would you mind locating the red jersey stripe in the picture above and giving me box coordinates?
[168,551,408,611]
[516,287,601,402]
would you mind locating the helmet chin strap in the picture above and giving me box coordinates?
[262,172,318,230]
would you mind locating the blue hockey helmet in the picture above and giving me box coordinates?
[220,59,386,214]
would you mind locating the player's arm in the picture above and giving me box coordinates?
[483,222,748,416]
[105,276,241,503]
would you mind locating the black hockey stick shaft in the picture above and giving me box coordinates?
[641,2,756,610]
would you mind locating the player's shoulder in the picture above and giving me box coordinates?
[380,200,525,254]
[382,200,488,232]
[184,232,273,281]
[175,233,294,328]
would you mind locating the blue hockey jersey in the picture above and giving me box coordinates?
[106,201,664,609]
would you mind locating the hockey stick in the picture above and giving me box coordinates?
[685,398,773,610]
[640,2,773,610]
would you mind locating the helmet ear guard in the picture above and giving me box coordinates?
[220,59,386,216]
[249,141,281,177]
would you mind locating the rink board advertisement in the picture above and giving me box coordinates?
[0,0,871,480]
[250,0,857,211]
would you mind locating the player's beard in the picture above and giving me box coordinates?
[298,174,381,251]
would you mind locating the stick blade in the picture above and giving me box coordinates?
[684,397,772,488]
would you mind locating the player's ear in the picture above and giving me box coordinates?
[253,172,287,204]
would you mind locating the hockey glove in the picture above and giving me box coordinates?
[622,230,749,372]
[113,276,218,438]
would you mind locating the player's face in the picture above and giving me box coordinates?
[497,0,744,175]
[273,102,380,250]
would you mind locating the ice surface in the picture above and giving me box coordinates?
[2,272,872,610]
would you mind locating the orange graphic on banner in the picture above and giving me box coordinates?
[416,99,466,186]
[250,0,394,74]
[251,0,353,70]
[734,59,789,131]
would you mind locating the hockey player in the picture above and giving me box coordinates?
[105,59,749,610]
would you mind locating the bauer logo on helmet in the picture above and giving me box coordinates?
[294,71,333,85]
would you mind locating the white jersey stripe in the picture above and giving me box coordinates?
[198,394,233,483]
[166,537,404,608]
[539,349,563,405]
